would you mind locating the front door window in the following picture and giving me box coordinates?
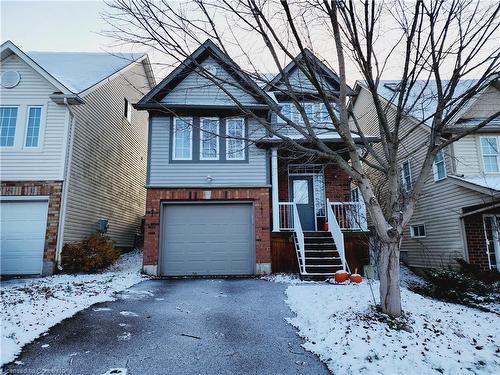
[293,180,309,204]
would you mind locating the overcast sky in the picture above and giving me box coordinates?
[1,0,498,84]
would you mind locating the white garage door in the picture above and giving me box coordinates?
[160,203,254,276]
[1,200,49,275]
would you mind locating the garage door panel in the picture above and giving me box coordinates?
[161,204,254,276]
[1,200,48,275]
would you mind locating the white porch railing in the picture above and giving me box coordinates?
[292,203,306,274]
[278,202,295,231]
[326,199,349,273]
[329,202,368,231]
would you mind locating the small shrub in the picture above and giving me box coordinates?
[61,231,120,273]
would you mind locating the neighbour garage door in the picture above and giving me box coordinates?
[0,200,49,275]
[160,203,254,276]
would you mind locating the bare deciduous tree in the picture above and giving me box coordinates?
[104,0,500,317]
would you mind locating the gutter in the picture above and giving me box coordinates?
[55,98,77,269]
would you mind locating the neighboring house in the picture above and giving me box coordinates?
[0,40,155,275]
[351,79,500,271]
[135,40,369,278]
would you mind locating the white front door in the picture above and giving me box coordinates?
[483,215,500,270]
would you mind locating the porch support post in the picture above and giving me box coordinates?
[271,147,280,232]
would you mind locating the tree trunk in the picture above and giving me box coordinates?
[378,240,402,317]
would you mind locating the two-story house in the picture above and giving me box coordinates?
[135,40,369,278]
[0,41,155,275]
[351,79,500,271]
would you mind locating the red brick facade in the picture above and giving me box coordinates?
[277,158,351,202]
[1,181,63,272]
[464,209,499,271]
[144,187,271,270]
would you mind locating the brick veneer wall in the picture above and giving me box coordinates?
[464,211,495,271]
[144,187,271,274]
[1,181,63,274]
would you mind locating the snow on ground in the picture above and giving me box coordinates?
[0,250,146,365]
[283,274,500,375]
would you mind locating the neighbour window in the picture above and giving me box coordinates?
[124,98,132,122]
[410,224,426,238]
[200,117,219,160]
[0,106,18,147]
[481,137,500,173]
[317,103,330,123]
[401,160,412,191]
[172,117,193,160]
[226,118,245,160]
[25,106,42,147]
[433,150,446,181]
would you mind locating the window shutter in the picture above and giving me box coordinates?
[432,160,439,181]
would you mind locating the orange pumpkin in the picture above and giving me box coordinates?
[335,270,349,283]
[350,273,362,283]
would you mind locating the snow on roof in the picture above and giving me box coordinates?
[373,79,478,126]
[451,175,500,192]
[27,52,144,93]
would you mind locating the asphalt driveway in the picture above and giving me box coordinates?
[3,278,329,375]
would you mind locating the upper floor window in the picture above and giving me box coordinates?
[401,160,412,191]
[304,103,314,121]
[0,106,18,147]
[25,106,42,147]
[124,98,132,123]
[200,117,219,160]
[279,103,292,123]
[226,118,245,160]
[172,117,192,160]
[481,137,499,173]
[433,150,446,181]
[317,103,330,123]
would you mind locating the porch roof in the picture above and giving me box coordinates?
[256,131,379,148]
[449,175,500,196]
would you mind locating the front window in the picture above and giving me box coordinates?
[0,106,18,147]
[401,160,412,191]
[200,117,219,160]
[304,103,314,121]
[410,224,426,238]
[316,103,330,123]
[25,106,42,147]
[172,117,192,160]
[226,118,245,160]
[481,137,499,173]
[433,150,446,181]
[279,103,292,123]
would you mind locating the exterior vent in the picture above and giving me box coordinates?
[0,70,21,89]
[204,64,218,76]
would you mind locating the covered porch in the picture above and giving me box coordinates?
[268,148,369,278]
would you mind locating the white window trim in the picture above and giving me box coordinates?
[172,117,193,160]
[24,105,43,149]
[0,105,19,148]
[401,159,412,191]
[410,223,426,238]
[199,117,219,160]
[226,117,246,161]
[480,136,500,174]
[278,102,291,124]
[433,150,447,181]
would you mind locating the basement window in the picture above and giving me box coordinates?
[410,224,426,238]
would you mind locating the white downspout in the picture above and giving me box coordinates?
[271,147,280,232]
[55,98,76,269]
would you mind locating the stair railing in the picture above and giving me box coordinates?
[292,202,306,274]
[326,199,349,273]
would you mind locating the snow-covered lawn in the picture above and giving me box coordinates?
[0,250,146,366]
[281,272,500,375]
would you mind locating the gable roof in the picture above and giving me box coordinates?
[1,40,154,98]
[264,49,354,96]
[135,39,275,109]
[356,78,499,128]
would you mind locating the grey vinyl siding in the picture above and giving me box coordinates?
[275,67,337,94]
[462,85,500,119]
[0,54,69,180]
[63,61,152,247]
[352,85,492,269]
[161,56,260,107]
[452,135,483,175]
[148,116,268,187]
